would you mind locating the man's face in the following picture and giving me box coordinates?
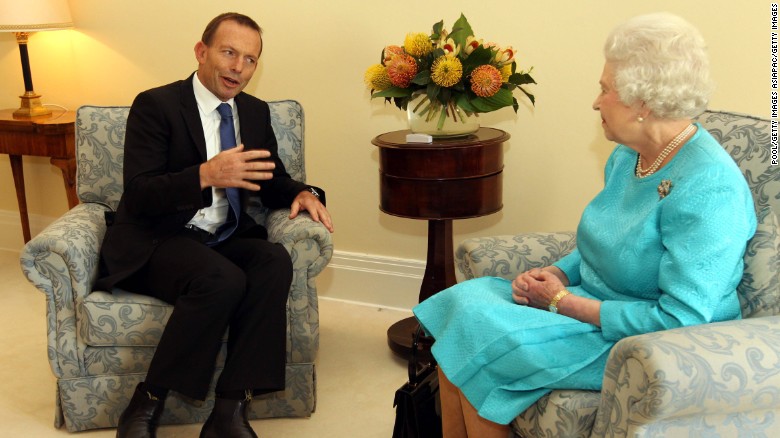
[194,20,262,101]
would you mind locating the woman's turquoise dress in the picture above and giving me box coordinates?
[413,125,757,425]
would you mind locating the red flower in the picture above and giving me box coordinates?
[386,53,418,88]
[470,64,503,97]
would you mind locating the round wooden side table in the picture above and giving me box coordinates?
[372,127,509,359]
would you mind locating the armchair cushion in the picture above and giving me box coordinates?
[512,390,601,438]
[81,290,169,347]
[455,232,577,283]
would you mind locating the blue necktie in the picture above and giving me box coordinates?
[213,103,241,244]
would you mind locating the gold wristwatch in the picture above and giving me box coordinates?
[548,289,571,313]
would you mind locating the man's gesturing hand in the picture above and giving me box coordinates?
[200,145,275,190]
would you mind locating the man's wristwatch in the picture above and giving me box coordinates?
[307,187,320,199]
[548,289,571,313]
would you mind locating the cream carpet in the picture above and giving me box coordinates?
[0,249,412,437]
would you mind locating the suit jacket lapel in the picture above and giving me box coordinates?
[180,74,208,161]
[235,93,261,149]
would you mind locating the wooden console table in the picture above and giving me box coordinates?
[372,127,509,358]
[0,109,77,243]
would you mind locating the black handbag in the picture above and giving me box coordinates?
[392,326,442,438]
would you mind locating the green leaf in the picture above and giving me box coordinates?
[438,87,452,105]
[456,94,478,113]
[431,20,444,41]
[519,87,536,106]
[372,87,413,99]
[426,83,441,101]
[449,13,474,50]
[412,70,431,86]
[508,72,536,86]
[394,98,407,111]
[461,46,493,72]
[470,88,514,112]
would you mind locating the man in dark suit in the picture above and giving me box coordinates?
[98,12,334,438]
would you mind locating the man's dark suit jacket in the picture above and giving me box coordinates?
[95,74,317,292]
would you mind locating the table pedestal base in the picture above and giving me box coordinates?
[387,219,455,360]
[387,316,434,362]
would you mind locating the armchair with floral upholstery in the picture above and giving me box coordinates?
[455,110,780,437]
[19,100,333,432]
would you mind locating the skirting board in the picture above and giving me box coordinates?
[316,251,426,311]
[0,208,428,310]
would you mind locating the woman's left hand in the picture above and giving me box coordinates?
[512,268,566,309]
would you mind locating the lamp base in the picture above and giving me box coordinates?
[14,92,52,118]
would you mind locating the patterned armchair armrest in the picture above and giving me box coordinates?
[18,203,111,379]
[455,232,576,282]
[265,209,333,363]
[593,315,780,437]
[265,209,333,277]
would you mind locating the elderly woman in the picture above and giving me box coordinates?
[412,12,757,438]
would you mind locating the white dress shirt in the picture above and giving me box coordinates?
[187,74,241,234]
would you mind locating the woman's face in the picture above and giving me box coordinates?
[593,62,638,144]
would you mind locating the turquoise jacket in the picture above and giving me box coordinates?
[555,124,756,341]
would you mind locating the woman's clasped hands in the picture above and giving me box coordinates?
[511,267,567,309]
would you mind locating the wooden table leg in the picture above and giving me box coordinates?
[387,219,456,359]
[420,219,456,302]
[50,157,78,208]
[9,155,31,243]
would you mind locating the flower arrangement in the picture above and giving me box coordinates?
[364,14,536,132]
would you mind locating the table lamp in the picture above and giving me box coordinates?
[0,0,73,117]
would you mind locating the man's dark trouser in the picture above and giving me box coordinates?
[129,228,292,400]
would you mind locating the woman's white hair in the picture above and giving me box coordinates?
[604,12,713,119]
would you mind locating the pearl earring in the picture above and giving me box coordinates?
[637,116,644,123]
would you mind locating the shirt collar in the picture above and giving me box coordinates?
[192,73,235,115]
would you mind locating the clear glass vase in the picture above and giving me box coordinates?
[407,94,480,137]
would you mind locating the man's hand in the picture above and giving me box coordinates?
[290,190,334,233]
[200,145,275,190]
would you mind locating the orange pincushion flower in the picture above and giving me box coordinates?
[470,64,503,97]
[383,45,404,63]
[386,53,418,88]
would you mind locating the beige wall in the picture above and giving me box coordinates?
[0,0,768,259]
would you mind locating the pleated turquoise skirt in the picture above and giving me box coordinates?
[413,277,614,425]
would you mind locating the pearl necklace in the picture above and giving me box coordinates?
[635,124,695,178]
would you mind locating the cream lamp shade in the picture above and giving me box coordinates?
[0,0,74,117]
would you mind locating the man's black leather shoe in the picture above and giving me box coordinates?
[116,383,165,438]
[200,392,258,438]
